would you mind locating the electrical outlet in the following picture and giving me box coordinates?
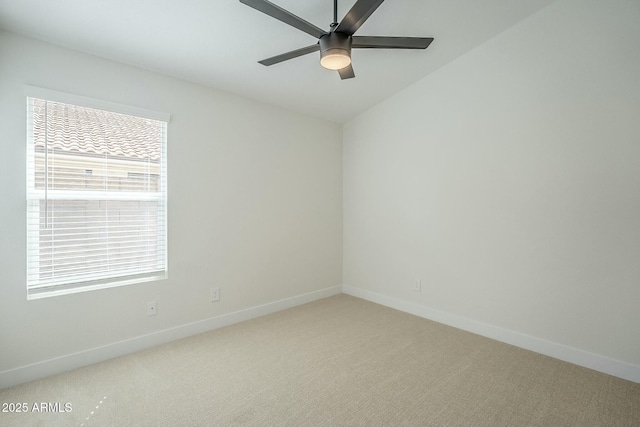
[147,301,157,316]
[413,279,422,292]
[210,287,220,302]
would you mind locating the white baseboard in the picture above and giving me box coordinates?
[343,285,640,384]
[0,286,342,389]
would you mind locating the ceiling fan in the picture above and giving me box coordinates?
[239,0,434,79]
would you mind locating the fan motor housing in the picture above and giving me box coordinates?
[319,32,352,70]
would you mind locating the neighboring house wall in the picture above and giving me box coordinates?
[0,30,343,386]
[343,0,640,378]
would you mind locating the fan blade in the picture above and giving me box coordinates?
[352,36,434,49]
[338,64,355,80]
[258,44,320,66]
[240,0,327,39]
[334,0,385,35]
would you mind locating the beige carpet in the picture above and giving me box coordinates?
[1,294,639,426]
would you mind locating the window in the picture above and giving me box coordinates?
[26,87,169,299]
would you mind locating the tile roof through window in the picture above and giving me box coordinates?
[32,99,162,162]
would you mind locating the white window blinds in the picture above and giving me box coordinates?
[26,93,168,299]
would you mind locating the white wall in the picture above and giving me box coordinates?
[0,31,342,386]
[343,0,640,379]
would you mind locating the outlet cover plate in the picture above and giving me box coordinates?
[147,301,157,316]
[210,287,220,302]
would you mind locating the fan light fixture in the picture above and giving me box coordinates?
[319,32,352,71]
[320,50,351,70]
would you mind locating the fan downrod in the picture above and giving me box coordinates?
[330,0,338,29]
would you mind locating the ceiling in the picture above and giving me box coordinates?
[0,0,555,123]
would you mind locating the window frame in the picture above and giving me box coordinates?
[25,86,170,299]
